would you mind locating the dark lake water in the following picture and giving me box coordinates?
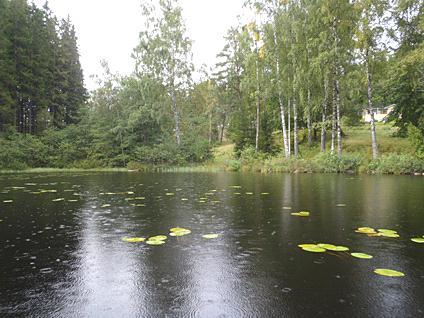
[0,172,423,317]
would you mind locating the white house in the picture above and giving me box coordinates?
[362,105,395,123]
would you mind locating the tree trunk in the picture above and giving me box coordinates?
[307,88,312,146]
[321,76,328,152]
[255,43,260,153]
[330,96,336,155]
[220,114,226,144]
[208,112,212,144]
[288,98,291,156]
[293,97,299,158]
[366,50,378,159]
[273,27,289,158]
[334,78,342,156]
[171,88,181,146]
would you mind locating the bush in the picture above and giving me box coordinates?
[314,153,362,173]
[368,154,424,174]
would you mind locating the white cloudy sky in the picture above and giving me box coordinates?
[34,0,250,90]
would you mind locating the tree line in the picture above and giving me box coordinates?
[0,0,86,134]
[0,0,422,170]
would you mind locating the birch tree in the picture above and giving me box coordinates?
[133,0,193,146]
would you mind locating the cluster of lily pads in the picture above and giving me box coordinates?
[122,227,219,246]
[355,227,400,238]
[294,218,415,277]
[297,242,405,277]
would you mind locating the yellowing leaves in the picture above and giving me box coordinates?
[374,269,405,277]
[291,211,310,217]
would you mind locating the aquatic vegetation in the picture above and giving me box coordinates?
[146,240,165,245]
[317,244,349,252]
[148,235,167,241]
[122,237,146,243]
[351,253,373,259]
[374,269,405,277]
[169,228,191,236]
[411,237,424,243]
[355,227,400,238]
[202,234,219,239]
[355,227,377,234]
[291,211,310,217]
[301,245,326,253]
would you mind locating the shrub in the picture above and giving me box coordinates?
[368,154,424,174]
[314,153,362,173]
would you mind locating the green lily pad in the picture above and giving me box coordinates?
[317,244,337,250]
[122,237,145,243]
[169,228,191,236]
[355,227,377,234]
[411,238,424,243]
[379,232,400,238]
[202,234,219,239]
[324,245,349,252]
[351,252,373,259]
[291,211,310,217]
[148,235,167,241]
[302,246,326,253]
[146,240,165,245]
[298,244,318,248]
[374,269,405,277]
[377,229,397,234]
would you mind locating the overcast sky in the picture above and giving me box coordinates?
[33,0,250,90]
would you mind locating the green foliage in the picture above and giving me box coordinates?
[314,153,363,173]
[408,124,424,159]
[368,154,424,174]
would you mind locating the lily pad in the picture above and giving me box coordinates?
[298,244,318,248]
[169,228,191,236]
[146,240,165,245]
[321,245,349,252]
[291,211,310,217]
[302,246,326,253]
[411,238,424,243]
[122,237,145,243]
[351,252,373,259]
[379,232,400,238]
[202,234,219,239]
[148,235,167,241]
[317,243,337,250]
[374,269,405,277]
[356,227,377,234]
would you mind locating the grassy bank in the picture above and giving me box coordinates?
[1,124,423,175]
[210,124,424,175]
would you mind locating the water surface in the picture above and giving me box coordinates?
[0,172,423,317]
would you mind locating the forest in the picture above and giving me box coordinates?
[0,0,423,173]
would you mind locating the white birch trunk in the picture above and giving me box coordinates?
[293,97,299,158]
[366,49,378,159]
[334,78,342,156]
[273,23,289,158]
[321,76,328,152]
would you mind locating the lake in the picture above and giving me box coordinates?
[0,172,423,317]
